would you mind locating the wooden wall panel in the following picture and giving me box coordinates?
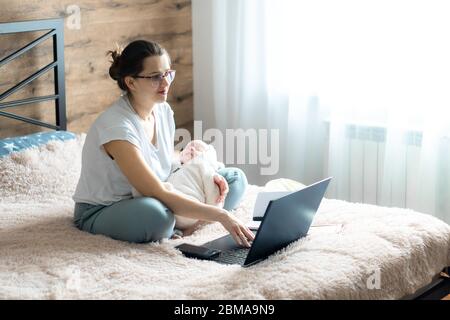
[0,0,193,138]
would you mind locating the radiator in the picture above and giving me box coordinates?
[324,125,424,208]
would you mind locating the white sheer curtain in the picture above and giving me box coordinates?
[192,0,450,223]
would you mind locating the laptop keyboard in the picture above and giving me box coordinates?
[214,247,250,265]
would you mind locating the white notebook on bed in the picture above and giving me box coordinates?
[247,191,343,234]
[252,191,292,220]
[246,191,292,230]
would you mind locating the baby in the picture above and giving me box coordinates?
[132,140,225,232]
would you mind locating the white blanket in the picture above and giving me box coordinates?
[0,134,449,299]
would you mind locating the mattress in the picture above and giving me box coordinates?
[0,132,449,299]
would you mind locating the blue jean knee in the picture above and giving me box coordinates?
[218,167,248,211]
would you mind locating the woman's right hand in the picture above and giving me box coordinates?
[217,209,255,247]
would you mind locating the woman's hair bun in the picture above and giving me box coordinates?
[107,43,123,81]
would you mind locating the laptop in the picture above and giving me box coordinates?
[202,177,332,267]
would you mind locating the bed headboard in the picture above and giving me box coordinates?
[0,18,67,131]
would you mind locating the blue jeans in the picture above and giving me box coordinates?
[73,167,248,243]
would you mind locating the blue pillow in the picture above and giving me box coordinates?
[0,131,77,158]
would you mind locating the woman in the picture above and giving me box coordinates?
[72,40,254,247]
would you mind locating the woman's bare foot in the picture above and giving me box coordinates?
[170,229,184,239]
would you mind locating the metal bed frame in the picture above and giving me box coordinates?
[0,18,66,131]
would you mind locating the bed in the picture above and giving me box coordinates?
[1,18,450,300]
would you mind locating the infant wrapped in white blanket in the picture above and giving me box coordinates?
[132,140,224,230]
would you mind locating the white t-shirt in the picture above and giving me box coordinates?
[72,95,176,205]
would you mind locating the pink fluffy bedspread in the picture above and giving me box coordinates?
[1,134,449,299]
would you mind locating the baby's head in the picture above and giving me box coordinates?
[179,140,225,171]
[180,140,209,164]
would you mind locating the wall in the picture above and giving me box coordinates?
[0,0,193,139]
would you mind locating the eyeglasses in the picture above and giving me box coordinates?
[133,70,176,88]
